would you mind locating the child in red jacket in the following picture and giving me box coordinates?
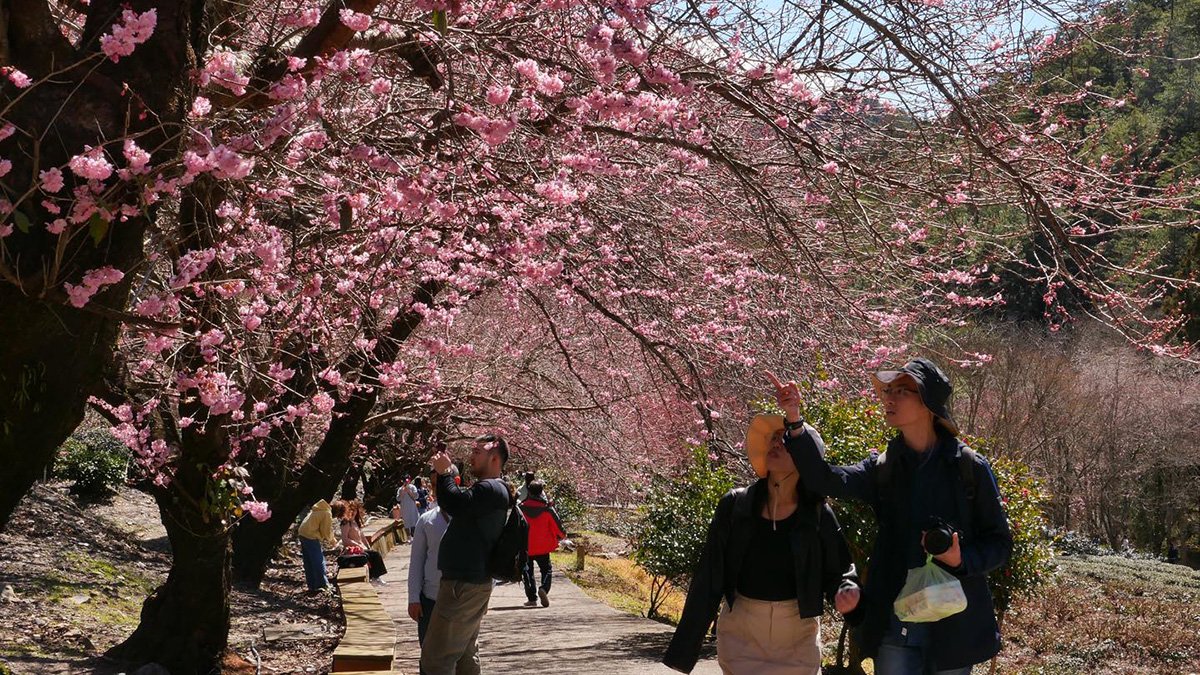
[519,481,566,607]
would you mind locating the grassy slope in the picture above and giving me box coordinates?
[559,542,1200,674]
[1002,554,1200,674]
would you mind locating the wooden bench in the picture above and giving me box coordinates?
[366,518,403,557]
[330,517,404,672]
[332,580,396,671]
[336,565,368,585]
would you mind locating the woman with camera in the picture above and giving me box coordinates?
[768,359,1012,675]
[663,415,864,674]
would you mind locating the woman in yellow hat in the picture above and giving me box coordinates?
[663,414,864,674]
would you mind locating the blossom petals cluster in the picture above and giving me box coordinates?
[339,9,372,32]
[100,9,157,62]
[453,111,518,146]
[64,266,124,308]
[68,147,114,181]
[200,49,250,95]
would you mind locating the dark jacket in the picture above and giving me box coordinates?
[436,475,510,583]
[785,425,1013,670]
[663,479,862,673]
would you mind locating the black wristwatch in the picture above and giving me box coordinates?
[784,418,806,433]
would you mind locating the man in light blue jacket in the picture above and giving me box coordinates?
[408,466,453,646]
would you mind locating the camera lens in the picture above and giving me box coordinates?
[925,526,953,555]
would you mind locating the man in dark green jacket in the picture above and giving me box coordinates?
[420,435,511,675]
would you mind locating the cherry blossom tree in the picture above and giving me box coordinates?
[0,2,203,530]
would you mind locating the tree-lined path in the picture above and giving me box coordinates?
[374,541,721,674]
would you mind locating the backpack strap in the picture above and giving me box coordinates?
[958,446,978,502]
[951,445,981,542]
[872,449,892,506]
[875,449,890,476]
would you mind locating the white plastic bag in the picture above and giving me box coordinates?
[892,555,968,623]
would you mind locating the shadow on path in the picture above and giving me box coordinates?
[374,541,721,674]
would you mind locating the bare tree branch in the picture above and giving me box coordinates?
[0,0,74,72]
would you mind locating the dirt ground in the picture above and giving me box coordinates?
[0,483,341,674]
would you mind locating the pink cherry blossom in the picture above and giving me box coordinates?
[191,96,212,117]
[40,167,65,192]
[269,74,307,101]
[68,147,114,181]
[243,500,272,522]
[123,139,151,174]
[339,9,372,31]
[453,111,518,146]
[487,85,513,105]
[281,8,320,27]
[312,392,336,413]
[200,49,250,95]
[63,266,124,307]
[4,67,31,88]
[208,145,255,179]
[99,9,157,62]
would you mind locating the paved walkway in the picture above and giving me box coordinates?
[374,540,720,674]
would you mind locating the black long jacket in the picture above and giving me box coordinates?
[662,479,862,673]
[786,425,1013,670]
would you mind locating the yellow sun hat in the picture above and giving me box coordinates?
[745,414,785,478]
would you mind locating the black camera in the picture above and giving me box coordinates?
[924,518,957,556]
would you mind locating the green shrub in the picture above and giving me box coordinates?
[54,429,130,497]
[582,505,639,539]
[984,453,1056,616]
[540,468,587,527]
[632,444,736,619]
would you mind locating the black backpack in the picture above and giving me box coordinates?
[487,489,530,582]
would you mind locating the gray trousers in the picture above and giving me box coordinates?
[419,579,494,675]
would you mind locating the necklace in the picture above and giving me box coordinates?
[769,472,797,531]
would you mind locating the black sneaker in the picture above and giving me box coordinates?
[538,588,549,607]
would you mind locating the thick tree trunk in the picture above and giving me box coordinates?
[230,416,371,586]
[109,502,231,674]
[231,448,352,587]
[0,292,131,528]
[341,464,363,500]
[0,0,202,530]
[229,446,297,587]
[108,423,232,673]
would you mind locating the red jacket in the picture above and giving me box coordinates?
[520,498,565,556]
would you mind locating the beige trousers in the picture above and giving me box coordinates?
[420,579,494,675]
[716,593,821,675]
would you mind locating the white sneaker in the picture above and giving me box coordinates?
[370,577,388,586]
